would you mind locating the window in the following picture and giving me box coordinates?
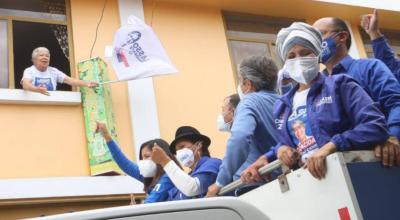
[359,28,400,59]
[0,0,73,91]
[224,12,303,82]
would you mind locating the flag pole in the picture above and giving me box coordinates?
[99,79,122,85]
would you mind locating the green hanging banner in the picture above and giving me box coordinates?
[78,57,122,176]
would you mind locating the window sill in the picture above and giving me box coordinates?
[0,89,81,105]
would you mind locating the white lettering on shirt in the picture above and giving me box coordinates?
[316,96,332,107]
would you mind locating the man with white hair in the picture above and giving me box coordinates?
[21,47,98,96]
[206,56,280,197]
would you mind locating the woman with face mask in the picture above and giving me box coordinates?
[241,22,389,182]
[96,122,181,203]
[217,94,240,132]
[151,126,222,200]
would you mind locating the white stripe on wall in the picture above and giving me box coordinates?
[345,21,360,59]
[117,0,161,160]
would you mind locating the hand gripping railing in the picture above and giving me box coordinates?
[218,159,283,196]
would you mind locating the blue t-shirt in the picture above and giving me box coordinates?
[145,174,175,204]
[287,89,318,163]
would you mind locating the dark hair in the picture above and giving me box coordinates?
[332,17,351,50]
[176,138,211,157]
[139,139,181,192]
[239,56,278,91]
[227,93,240,110]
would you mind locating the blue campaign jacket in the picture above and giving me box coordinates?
[265,73,389,161]
[216,90,279,187]
[372,36,400,82]
[107,140,175,203]
[168,156,221,201]
[325,55,400,140]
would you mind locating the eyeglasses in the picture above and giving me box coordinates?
[320,29,342,36]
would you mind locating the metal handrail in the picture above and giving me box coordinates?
[218,159,283,196]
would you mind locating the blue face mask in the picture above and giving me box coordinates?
[279,81,297,95]
[320,32,340,64]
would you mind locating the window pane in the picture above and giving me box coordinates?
[229,40,270,73]
[392,45,400,58]
[225,12,303,76]
[270,43,283,69]
[0,20,8,88]
[359,27,400,59]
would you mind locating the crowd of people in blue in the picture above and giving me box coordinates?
[22,10,400,203]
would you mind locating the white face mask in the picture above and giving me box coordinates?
[176,148,195,168]
[284,56,319,85]
[138,159,157,177]
[237,85,245,99]
[217,114,232,132]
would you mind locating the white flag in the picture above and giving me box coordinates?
[110,15,178,81]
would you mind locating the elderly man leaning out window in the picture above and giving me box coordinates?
[21,47,98,96]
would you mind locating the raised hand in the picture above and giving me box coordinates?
[151,144,171,166]
[360,9,382,40]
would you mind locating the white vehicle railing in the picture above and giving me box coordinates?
[218,159,283,196]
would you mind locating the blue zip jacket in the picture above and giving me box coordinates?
[216,90,279,187]
[107,140,175,203]
[372,36,400,81]
[265,74,389,161]
[168,156,221,200]
[324,55,400,140]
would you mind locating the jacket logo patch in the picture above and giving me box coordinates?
[275,118,284,130]
[153,184,161,192]
[316,96,333,107]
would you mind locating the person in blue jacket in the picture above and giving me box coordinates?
[151,126,221,200]
[360,9,400,81]
[312,17,400,167]
[96,122,179,203]
[241,22,389,182]
[207,56,280,197]
[217,93,240,133]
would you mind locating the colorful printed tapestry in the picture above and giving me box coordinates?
[78,57,122,176]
